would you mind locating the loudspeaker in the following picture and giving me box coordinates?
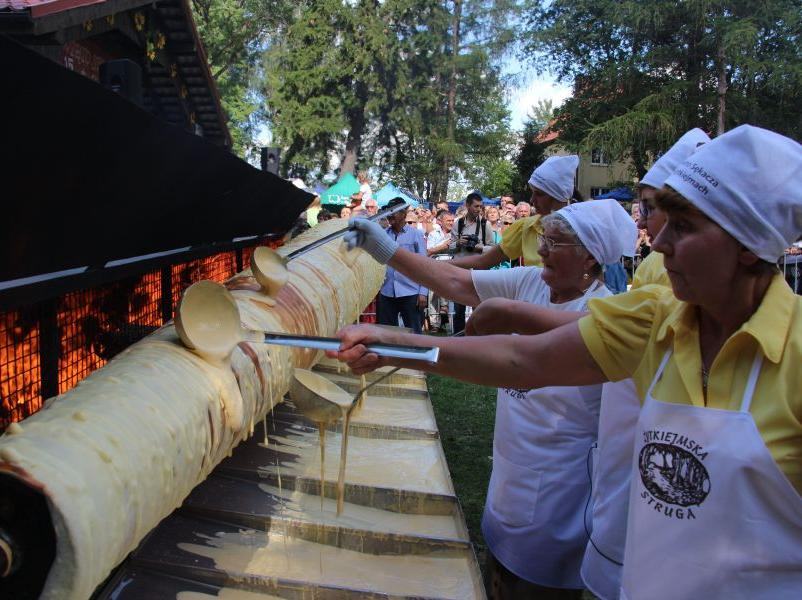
[260,147,280,175]
[100,60,143,107]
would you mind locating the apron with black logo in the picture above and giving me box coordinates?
[621,350,802,599]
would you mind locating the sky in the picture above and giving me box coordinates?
[501,55,571,131]
[506,71,572,130]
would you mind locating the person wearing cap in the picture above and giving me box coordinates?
[578,128,709,599]
[332,125,802,598]
[631,128,710,291]
[450,155,581,270]
[344,200,637,598]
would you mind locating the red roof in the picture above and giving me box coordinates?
[0,0,108,18]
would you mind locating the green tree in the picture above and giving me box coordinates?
[522,0,802,176]
[511,99,554,199]
[263,0,516,199]
[191,0,295,156]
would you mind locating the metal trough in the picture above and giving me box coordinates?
[96,364,485,599]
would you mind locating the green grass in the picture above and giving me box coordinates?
[426,372,496,560]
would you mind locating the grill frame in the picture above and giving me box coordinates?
[0,238,279,433]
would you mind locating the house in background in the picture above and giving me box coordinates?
[535,129,635,200]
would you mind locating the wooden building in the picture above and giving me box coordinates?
[0,0,230,147]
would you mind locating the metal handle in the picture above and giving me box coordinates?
[260,333,439,363]
[284,202,409,261]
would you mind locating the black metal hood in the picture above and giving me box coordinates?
[0,35,310,283]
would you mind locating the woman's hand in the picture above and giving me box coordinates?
[325,324,393,375]
[344,218,398,264]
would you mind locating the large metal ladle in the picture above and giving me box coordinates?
[175,280,440,364]
[248,246,290,304]
[290,367,402,515]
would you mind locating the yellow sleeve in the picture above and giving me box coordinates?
[499,218,525,260]
[631,252,671,289]
[578,285,668,381]
[500,215,542,263]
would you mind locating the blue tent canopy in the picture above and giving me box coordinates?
[374,182,421,208]
[594,187,634,202]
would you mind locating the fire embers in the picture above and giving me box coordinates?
[639,442,711,507]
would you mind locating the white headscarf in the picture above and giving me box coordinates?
[641,128,710,189]
[664,124,802,262]
[528,155,580,203]
[556,199,638,265]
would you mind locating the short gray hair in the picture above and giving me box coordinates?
[541,213,581,247]
[540,214,602,276]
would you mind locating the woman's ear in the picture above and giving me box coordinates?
[584,254,599,275]
[738,245,760,267]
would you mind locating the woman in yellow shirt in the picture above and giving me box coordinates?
[450,155,580,269]
[332,125,802,598]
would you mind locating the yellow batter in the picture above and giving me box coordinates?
[257,484,463,539]
[178,529,477,599]
[262,430,451,495]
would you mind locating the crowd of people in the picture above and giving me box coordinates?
[327,124,802,600]
[306,172,561,335]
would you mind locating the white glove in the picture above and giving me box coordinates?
[343,217,398,264]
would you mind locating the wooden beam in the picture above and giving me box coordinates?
[32,0,151,36]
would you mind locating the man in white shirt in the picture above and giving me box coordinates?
[427,209,454,256]
[426,209,455,331]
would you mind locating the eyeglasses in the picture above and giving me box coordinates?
[638,200,654,218]
[539,235,584,251]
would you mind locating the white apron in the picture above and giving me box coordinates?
[621,350,802,599]
[479,276,607,588]
[580,378,641,599]
[482,382,602,588]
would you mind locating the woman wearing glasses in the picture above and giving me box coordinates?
[336,126,802,599]
[344,200,636,598]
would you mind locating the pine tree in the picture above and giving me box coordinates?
[523,0,802,175]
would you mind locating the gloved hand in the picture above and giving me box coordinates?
[343,217,398,264]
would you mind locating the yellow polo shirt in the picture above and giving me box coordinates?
[631,251,671,289]
[578,274,802,493]
[499,215,543,267]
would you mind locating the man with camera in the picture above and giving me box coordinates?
[449,192,495,333]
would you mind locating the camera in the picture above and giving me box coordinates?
[463,234,480,252]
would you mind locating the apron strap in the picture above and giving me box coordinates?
[739,351,764,413]
[645,349,673,399]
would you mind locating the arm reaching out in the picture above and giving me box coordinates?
[326,322,607,389]
[466,298,586,336]
[345,218,481,306]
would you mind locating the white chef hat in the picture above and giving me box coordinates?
[556,198,638,265]
[664,124,802,262]
[641,128,711,189]
[528,155,580,203]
